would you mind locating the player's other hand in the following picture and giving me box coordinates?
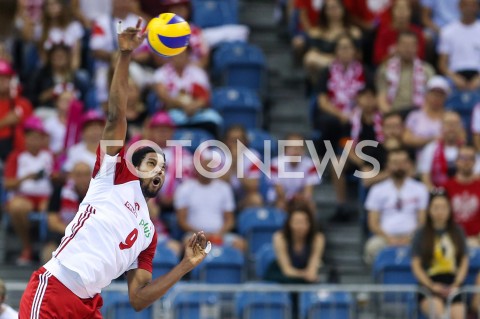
[183,231,209,270]
[117,17,146,53]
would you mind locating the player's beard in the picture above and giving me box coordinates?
[139,178,162,198]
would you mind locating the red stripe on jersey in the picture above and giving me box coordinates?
[56,205,96,256]
[137,231,157,273]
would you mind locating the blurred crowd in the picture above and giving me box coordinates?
[2,0,480,317]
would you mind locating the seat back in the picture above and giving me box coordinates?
[300,291,353,319]
[237,207,286,257]
[213,42,266,91]
[235,290,291,319]
[173,128,214,154]
[192,0,238,28]
[193,246,245,283]
[212,87,262,131]
[247,128,278,159]
[152,244,179,278]
[172,290,220,319]
[255,243,276,279]
[102,291,152,319]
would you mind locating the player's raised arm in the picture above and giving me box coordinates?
[102,18,146,155]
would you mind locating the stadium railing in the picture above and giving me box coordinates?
[4,281,459,319]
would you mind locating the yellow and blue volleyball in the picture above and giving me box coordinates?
[146,13,191,57]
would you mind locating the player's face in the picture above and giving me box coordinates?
[137,152,166,198]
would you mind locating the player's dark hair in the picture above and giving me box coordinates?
[131,147,165,167]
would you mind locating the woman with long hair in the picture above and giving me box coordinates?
[303,0,362,84]
[267,200,325,283]
[411,190,468,319]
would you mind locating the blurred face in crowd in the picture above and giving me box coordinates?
[0,75,10,97]
[442,112,463,144]
[392,0,412,27]
[171,50,189,71]
[289,210,311,239]
[324,0,344,22]
[357,90,377,113]
[195,155,215,183]
[56,91,75,115]
[285,134,305,158]
[148,125,174,148]
[167,3,190,20]
[387,150,410,180]
[113,0,133,17]
[225,127,248,153]
[460,0,479,23]
[50,46,70,71]
[25,131,46,154]
[45,0,62,19]
[70,162,91,196]
[82,121,104,145]
[425,88,447,110]
[335,36,355,64]
[429,195,451,228]
[382,114,404,140]
[397,34,418,62]
[455,146,476,177]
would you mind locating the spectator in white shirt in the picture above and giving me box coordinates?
[153,48,222,137]
[271,133,321,213]
[0,279,18,319]
[364,148,428,264]
[63,110,104,172]
[438,0,480,91]
[174,151,246,251]
[418,111,465,190]
[4,116,54,265]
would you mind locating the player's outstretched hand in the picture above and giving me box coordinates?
[183,231,209,270]
[117,17,146,53]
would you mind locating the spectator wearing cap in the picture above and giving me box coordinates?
[174,150,246,251]
[145,112,193,213]
[4,116,53,265]
[403,76,450,153]
[0,278,18,319]
[153,49,222,137]
[63,110,105,172]
[444,145,480,247]
[41,161,91,263]
[418,111,465,190]
[28,42,90,109]
[0,59,33,162]
[376,31,435,115]
[438,0,480,91]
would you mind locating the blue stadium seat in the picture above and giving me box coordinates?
[213,42,266,91]
[172,289,220,319]
[172,128,214,154]
[247,128,278,159]
[237,207,286,258]
[467,248,480,285]
[235,288,291,319]
[445,90,480,134]
[192,0,238,28]
[192,245,245,283]
[255,243,276,279]
[101,291,152,319]
[212,87,262,131]
[152,244,179,278]
[300,291,353,319]
[373,247,416,284]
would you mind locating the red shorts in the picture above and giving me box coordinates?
[19,267,103,319]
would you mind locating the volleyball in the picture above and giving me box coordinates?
[146,13,191,57]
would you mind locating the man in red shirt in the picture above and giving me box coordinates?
[444,145,480,247]
[0,59,33,162]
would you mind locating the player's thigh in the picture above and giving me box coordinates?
[8,195,34,214]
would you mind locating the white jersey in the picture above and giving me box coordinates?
[45,146,157,298]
